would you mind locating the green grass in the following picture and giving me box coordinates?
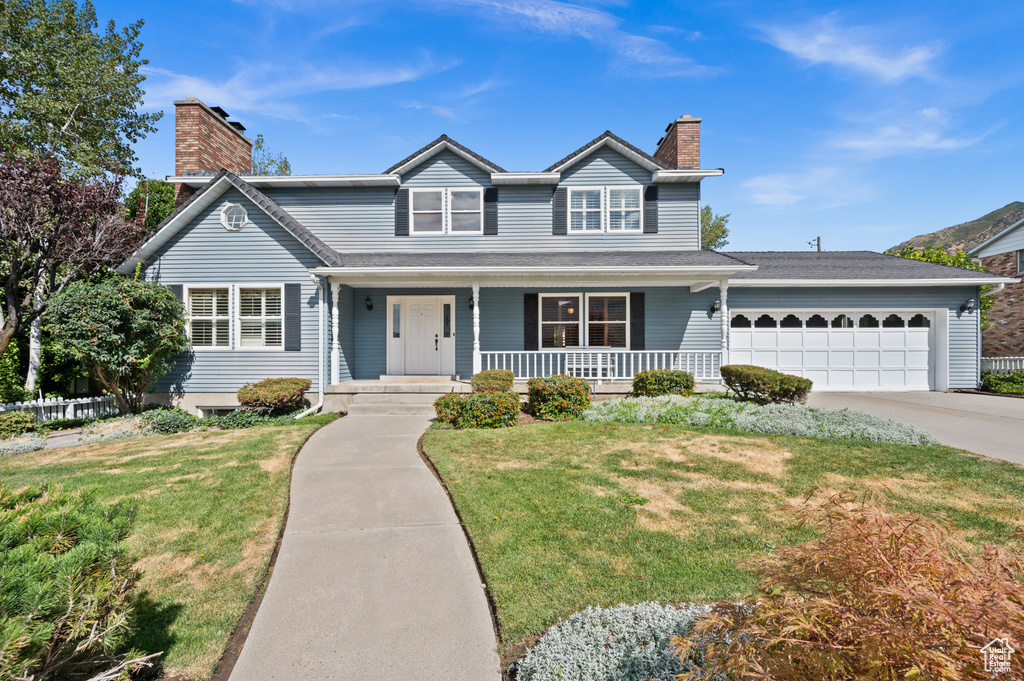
[0,413,337,680]
[421,422,1024,651]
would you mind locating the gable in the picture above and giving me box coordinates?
[559,145,652,186]
[400,149,492,188]
[970,217,1024,258]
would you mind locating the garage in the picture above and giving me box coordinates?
[729,311,935,391]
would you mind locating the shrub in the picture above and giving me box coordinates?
[517,602,711,681]
[0,410,35,439]
[0,484,156,680]
[237,377,312,415]
[632,369,695,397]
[982,370,1024,394]
[471,369,514,393]
[583,395,937,445]
[720,364,812,404]
[0,437,45,456]
[36,417,90,433]
[433,391,520,429]
[526,374,592,420]
[674,490,1024,681]
[141,407,198,434]
[0,339,29,404]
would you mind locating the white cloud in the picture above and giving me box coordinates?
[829,108,984,158]
[762,14,941,82]
[742,166,873,209]
[400,100,458,119]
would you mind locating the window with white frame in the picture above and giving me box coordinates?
[238,287,283,348]
[568,187,642,233]
[540,293,629,348]
[187,288,231,348]
[221,204,248,231]
[410,188,483,234]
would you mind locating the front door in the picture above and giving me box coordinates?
[386,295,457,376]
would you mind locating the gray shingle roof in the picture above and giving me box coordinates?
[330,250,751,269]
[725,251,1006,281]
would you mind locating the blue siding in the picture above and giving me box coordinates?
[560,146,652,186]
[143,187,324,393]
[972,222,1024,257]
[729,286,980,389]
[401,149,491,187]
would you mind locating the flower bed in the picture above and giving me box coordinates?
[583,395,937,445]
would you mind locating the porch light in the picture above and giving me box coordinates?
[468,296,474,310]
[710,299,720,314]
[960,298,976,313]
[365,296,373,311]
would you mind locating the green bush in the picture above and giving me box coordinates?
[721,365,813,405]
[213,408,304,429]
[0,410,35,439]
[632,369,695,397]
[0,339,29,404]
[433,392,520,429]
[36,417,90,433]
[981,370,1024,394]
[237,377,311,415]
[471,369,515,393]
[141,407,198,434]
[0,483,151,680]
[526,374,592,421]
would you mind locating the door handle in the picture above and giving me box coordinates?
[435,334,439,351]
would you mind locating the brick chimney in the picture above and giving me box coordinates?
[173,98,253,206]
[653,115,701,170]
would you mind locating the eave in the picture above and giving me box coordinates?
[729,277,1019,287]
[166,174,401,189]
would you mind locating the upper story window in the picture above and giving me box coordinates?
[187,287,231,348]
[221,204,248,231]
[410,188,483,235]
[568,187,642,233]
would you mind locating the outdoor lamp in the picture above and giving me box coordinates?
[710,299,721,314]
[960,298,976,313]
[365,296,373,311]
[468,296,474,310]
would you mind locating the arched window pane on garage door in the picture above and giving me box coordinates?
[859,314,879,328]
[780,314,802,328]
[908,314,930,328]
[731,314,751,328]
[883,314,905,328]
[832,314,854,328]
[754,314,777,328]
[806,314,828,328]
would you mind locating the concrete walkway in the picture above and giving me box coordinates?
[229,415,501,681]
[807,392,1024,466]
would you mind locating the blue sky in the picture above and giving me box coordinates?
[98,0,1024,251]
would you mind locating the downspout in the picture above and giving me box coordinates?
[295,273,325,418]
[981,283,1005,298]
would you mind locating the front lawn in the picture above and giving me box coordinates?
[421,422,1024,653]
[1,412,337,680]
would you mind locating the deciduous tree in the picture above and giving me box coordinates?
[888,245,994,325]
[125,178,175,232]
[250,134,292,176]
[700,205,730,251]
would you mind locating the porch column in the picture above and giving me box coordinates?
[719,278,729,367]
[472,282,481,375]
[330,279,341,385]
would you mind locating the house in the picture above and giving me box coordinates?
[118,99,1015,414]
[969,217,1024,356]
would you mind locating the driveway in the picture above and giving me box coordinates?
[806,392,1024,466]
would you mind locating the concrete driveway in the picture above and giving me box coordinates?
[806,392,1024,466]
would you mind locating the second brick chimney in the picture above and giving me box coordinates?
[173,98,253,206]
[653,115,701,170]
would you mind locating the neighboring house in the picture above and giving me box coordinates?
[969,217,1024,356]
[117,99,1015,413]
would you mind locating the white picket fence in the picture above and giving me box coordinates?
[982,357,1024,375]
[0,395,119,422]
[479,349,722,381]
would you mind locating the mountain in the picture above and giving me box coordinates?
[894,201,1024,254]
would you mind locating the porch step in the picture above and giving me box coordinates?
[352,392,442,405]
[345,402,439,417]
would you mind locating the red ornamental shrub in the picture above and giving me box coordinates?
[525,375,591,420]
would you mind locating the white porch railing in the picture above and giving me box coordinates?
[982,357,1024,375]
[0,395,119,422]
[480,350,722,381]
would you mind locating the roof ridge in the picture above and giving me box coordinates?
[384,134,506,174]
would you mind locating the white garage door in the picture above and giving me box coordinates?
[729,312,934,391]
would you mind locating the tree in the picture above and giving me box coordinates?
[46,278,187,414]
[0,154,144,361]
[126,179,175,232]
[887,245,994,325]
[701,205,730,250]
[0,0,161,177]
[250,134,292,176]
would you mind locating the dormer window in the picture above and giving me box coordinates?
[568,187,642,233]
[221,204,248,231]
[410,188,483,235]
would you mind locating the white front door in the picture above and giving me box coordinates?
[386,296,457,376]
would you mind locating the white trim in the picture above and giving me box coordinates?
[729,278,1017,287]
[409,187,484,236]
[968,216,1024,257]
[448,188,484,235]
[167,174,401,189]
[567,186,604,234]
[183,284,233,351]
[549,137,662,173]
[220,203,248,231]
[566,186,643,234]
[491,172,560,185]
[386,295,457,375]
[409,188,445,235]
[606,186,643,233]
[389,139,502,176]
[235,284,285,351]
[652,169,724,183]
[538,292,630,350]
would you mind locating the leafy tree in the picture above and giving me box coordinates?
[0,155,144,361]
[126,179,175,232]
[0,338,28,402]
[700,205,730,250]
[250,134,291,176]
[0,0,161,177]
[46,277,187,413]
[887,245,994,325]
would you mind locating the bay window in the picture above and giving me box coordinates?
[540,293,629,348]
[568,187,643,233]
